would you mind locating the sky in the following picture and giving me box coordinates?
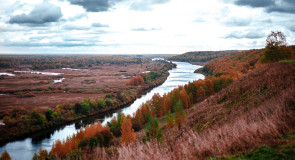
[0,0,294,54]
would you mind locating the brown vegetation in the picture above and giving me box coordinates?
[99,63,294,159]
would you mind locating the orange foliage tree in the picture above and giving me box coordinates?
[51,122,108,158]
[125,76,145,86]
[150,93,164,117]
[121,116,136,145]
[0,151,11,160]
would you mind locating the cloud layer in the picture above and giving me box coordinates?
[0,0,294,54]
[9,3,62,25]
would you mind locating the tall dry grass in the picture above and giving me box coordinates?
[89,63,295,159]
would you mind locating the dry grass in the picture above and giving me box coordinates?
[89,63,295,159]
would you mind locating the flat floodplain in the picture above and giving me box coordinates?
[0,61,163,112]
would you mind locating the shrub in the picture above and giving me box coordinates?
[88,137,99,149]
[30,109,46,125]
[45,109,54,121]
[145,117,163,142]
[100,130,114,146]
[97,98,106,109]
[78,138,89,149]
[80,103,90,115]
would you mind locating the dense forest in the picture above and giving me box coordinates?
[168,50,237,64]
[0,55,148,70]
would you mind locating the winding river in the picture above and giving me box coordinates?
[0,62,204,160]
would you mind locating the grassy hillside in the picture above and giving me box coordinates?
[104,62,295,159]
[168,50,237,65]
[28,47,295,160]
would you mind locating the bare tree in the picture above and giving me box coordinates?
[266,31,286,47]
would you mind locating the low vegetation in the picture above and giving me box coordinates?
[0,62,175,144]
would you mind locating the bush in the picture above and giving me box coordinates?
[78,138,89,149]
[97,98,106,109]
[30,110,46,125]
[100,130,114,146]
[45,109,54,121]
[65,149,83,160]
[80,103,90,115]
[132,120,142,132]
[145,117,163,142]
[88,137,99,149]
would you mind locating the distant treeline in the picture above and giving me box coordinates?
[0,55,148,70]
[168,50,238,63]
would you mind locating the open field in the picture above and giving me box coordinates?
[0,58,167,113]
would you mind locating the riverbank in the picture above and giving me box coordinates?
[0,63,175,145]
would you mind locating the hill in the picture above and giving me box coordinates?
[108,62,295,159]
[28,47,295,160]
[195,49,263,79]
[168,50,238,65]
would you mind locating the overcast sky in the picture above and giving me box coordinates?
[0,0,294,54]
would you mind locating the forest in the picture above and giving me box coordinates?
[168,50,237,65]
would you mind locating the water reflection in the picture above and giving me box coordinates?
[0,62,204,160]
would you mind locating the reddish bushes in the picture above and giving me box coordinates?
[124,76,144,86]
[51,122,110,158]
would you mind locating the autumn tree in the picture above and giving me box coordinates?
[165,111,174,127]
[196,86,205,102]
[151,93,164,117]
[163,96,172,114]
[125,76,145,86]
[0,151,11,160]
[180,88,190,109]
[262,31,294,63]
[121,117,136,145]
[174,101,186,130]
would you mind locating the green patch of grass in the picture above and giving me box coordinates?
[219,133,295,160]
[279,60,295,64]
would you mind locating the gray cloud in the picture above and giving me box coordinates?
[67,0,122,12]
[9,3,62,25]
[3,40,96,47]
[234,0,295,14]
[235,0,274,7]
[288,25,295,32]
[225,31,265,39]
[131,27,161,31]
[92,23,109,27]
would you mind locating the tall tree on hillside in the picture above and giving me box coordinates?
[262,31,294,63]
[121,117,136,145]
[174,101,186,130]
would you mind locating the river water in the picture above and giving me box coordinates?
[0,62,204,160]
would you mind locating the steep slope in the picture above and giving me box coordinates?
[107,63,295,159]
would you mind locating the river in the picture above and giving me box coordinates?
[0,62,204,160]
